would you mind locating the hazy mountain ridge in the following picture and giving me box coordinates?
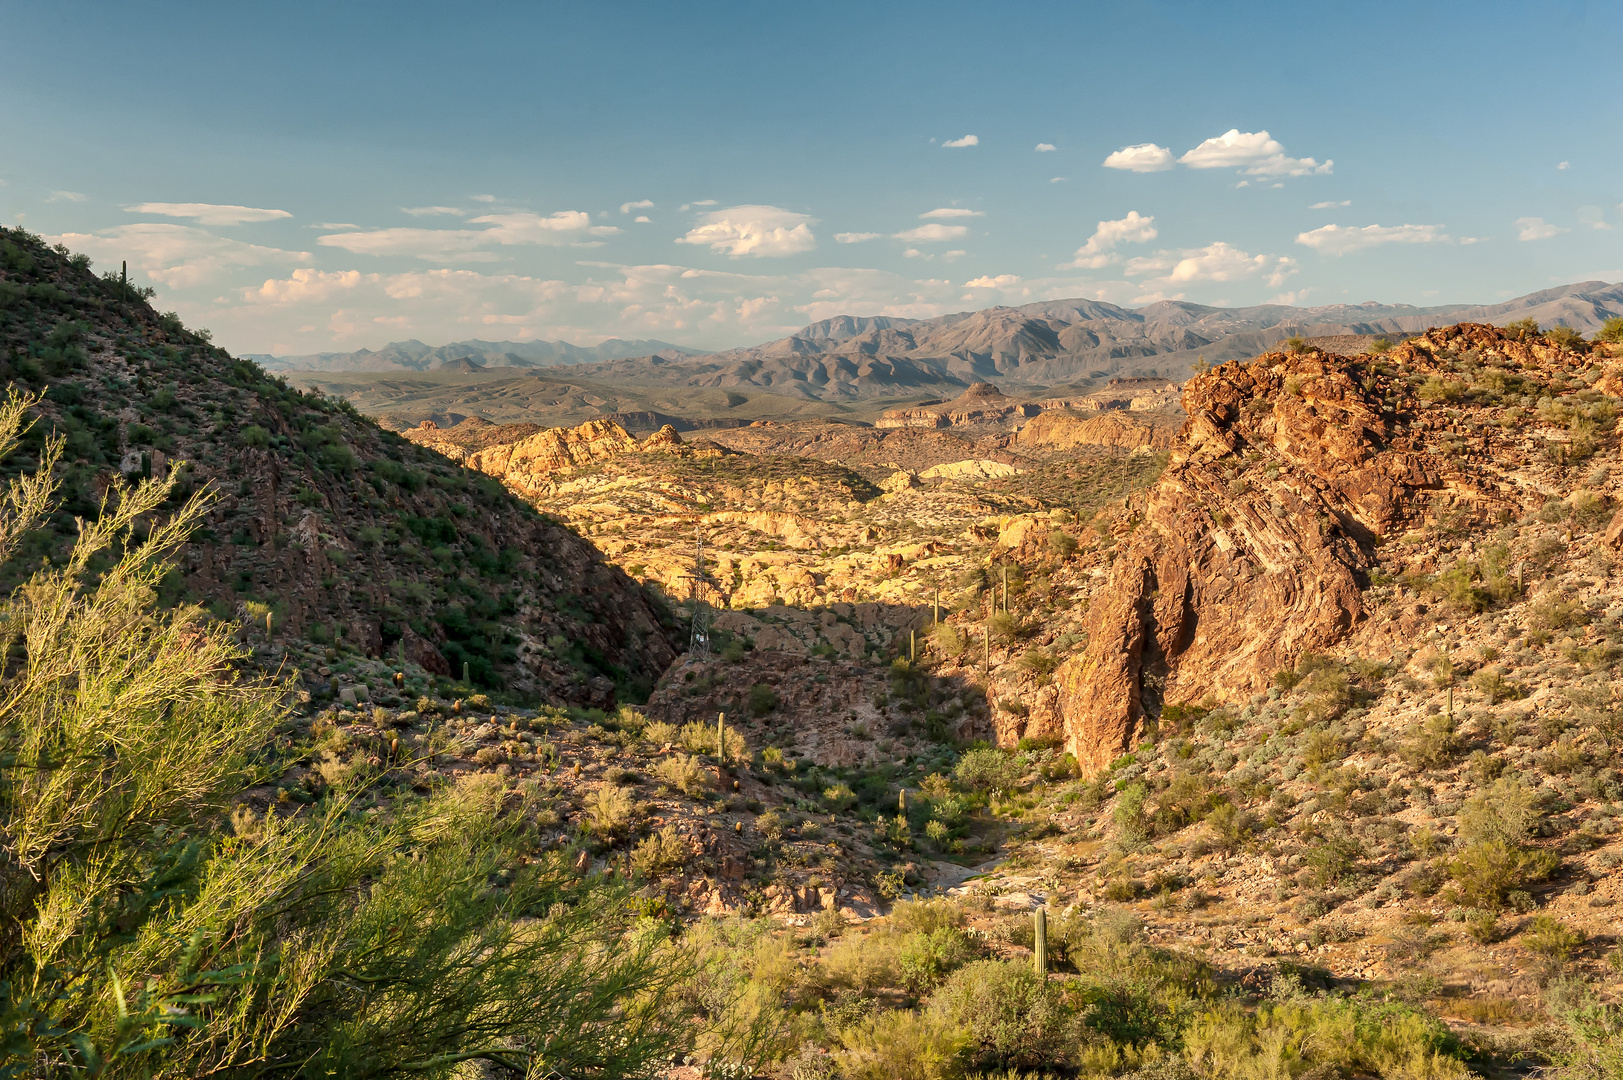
[252,335,704,373]
[531,281,1623,401]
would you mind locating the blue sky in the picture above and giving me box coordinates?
[3,0,1619,355]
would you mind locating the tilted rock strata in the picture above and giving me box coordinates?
[1043,324,1580,773]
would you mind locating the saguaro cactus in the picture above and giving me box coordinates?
[1034,908,1048,977]
[462,661,470,685]
[717,711,726,761]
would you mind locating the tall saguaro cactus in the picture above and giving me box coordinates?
[1034,908,1048,977]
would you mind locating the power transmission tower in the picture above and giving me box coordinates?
[688,526,715,655]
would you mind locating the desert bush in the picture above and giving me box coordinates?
[1448,840,1558,911]
[644,719,681,746]
[1523,914,1585,962]
[1113,782,1150,847]
[584,783,640,839]
[1545,998,1623,1079]
[986,611,1026,645]
[891,897,967,935]
[748,683,781,717]
[835,1007,969,1080]
[955,747,1023,794]
[823,931,904,994]
[679,719,748,762]
[0,389,686,1080]
[1403,714,1462,768]
[931,620,966,658]
[632,824,691,879]
[653,752,710,795]
[898,928,980,995]
[931,960,1077,1071]
[1183,997,1470,1080]
[1458,775,1537,847]
[1530,594,1589,633]
[1304,829,1364,887]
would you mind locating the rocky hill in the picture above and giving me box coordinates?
[527,281,1623,403]
[0,226,678,704]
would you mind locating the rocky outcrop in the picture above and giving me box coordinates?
[1015,412,1180,453]
[876,383,1039,429]
[918,459,1021,481]
[408,418,681,498]
[1048,325,1564,774]
[1038,377,1181,413]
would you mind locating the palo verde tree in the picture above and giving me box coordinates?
[0,388,688,1077]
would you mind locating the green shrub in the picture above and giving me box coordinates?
[748,683,781,716]
[1597,317,1623,345]
[584,783,639,839]
[931,960,1076,1071]
[632,824,690,879]
[955,748,1023,794]
[652,752,709,796]
[836,1007,969,1080]
[890,897,967,936]
[1113,782,1150,847]
[822,931,903,994]
[899,928,979,995]
[1403,714,1461,768]
[1183,997,1469,1080]
[239,423,271,448]
[1449,840,1558,911]
[1524,914,1585,962]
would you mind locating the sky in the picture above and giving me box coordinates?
[2,0,1620,357]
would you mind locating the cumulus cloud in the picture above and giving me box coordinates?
[1035,143,1056,152]
[835,232,881,244]
[402,206,463,217]
[1295,223,1448,255]
[1178,129,1331,177]
[941,134,979,148]
[619,199,654,214]
[677,205,817,257]
[1578,206,1611,230]
[634,215,651,223]
[1103,143,1174,172]
[920,208,983,219]
[892,223,969,243]
[1063,210,1157,269]
[1557,161,1571,170]
[1516,217,1568,241]
[1122,241,1296,289]
[318,211,617,258]
[1309,200,1351,210]
[46,223,308,288]
[965,274,1021,288]
[127,202,293,225]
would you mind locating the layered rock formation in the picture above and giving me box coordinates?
[876,383,1038,429]
[1014,411,1181,453]
[407,417,671,496]
[1038,325,1575,772]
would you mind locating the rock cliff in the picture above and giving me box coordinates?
[1041,325,1582,772]
[875,382,1038,429]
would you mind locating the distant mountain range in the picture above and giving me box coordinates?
[249,337,705,373]
[538,280,1623,401]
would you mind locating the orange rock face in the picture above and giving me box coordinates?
[1053,324,1568,774]
[1014,411,1180,453]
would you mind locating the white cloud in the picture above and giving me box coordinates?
[1557,161,1571,170]
[892,223,969,242]
[1295,223,1447,255]
[1309,200,1351,209]
[835,232,881,244]
[1049,177,1067,183]
[402,206,463,217]
[244,268,366,304]
[965,274,1021,288]
[941,134,979,148]
[677,204,817,257]
[1516,217,1568,241]
[1103,143,1174,172]
[318,211,617,258]
[1063,210,1157,269]
[1578,206,1611,230]
[1125,241,1297,289]
[470,194,497,203]
[127,202,293,225]
[633,215,651,223]
[1034,143,1056,152]
[619,199,654,214]
[46,223,308,287]
[1178,130,1331,177]
[920,208,983,219]
[47,191,87,203]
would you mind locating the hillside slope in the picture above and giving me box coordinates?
[0,227,678,703]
